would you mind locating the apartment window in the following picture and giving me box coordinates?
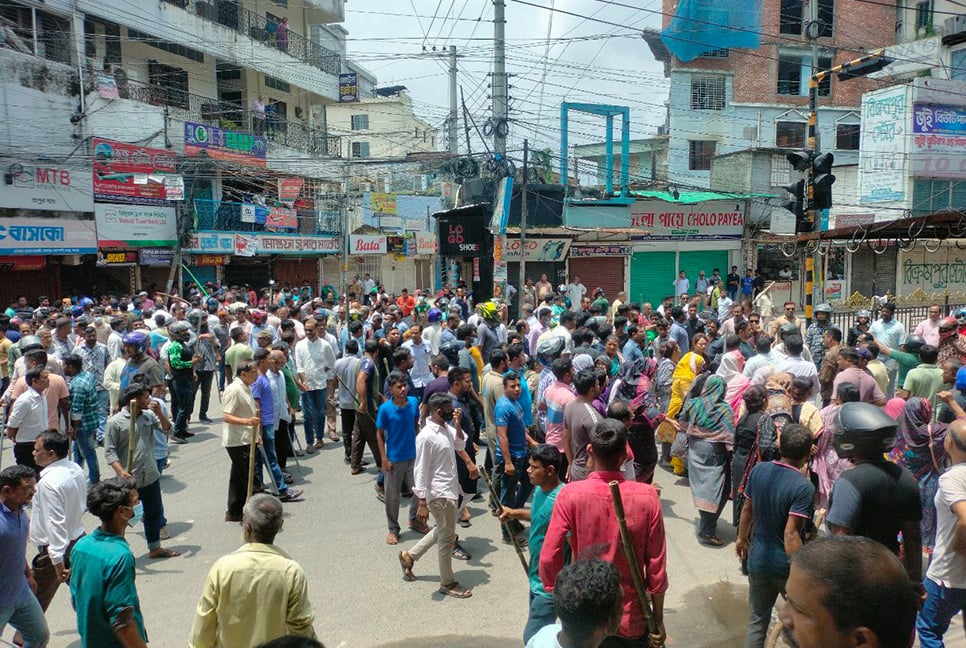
[835,123,861,150]
[953,50,966,81]
[351,141,371,158]
[771,155,791,187]
[148,60,189,110]
[351,114,369,130]
[915,1,932,30]
[271,0,288,6]
[217,66,242,81]
[700,48,729,58]
[265,75,290,92]
[128,28,204,62]
[776,121,806,148]
[781,0,833,35]
[912,179,966,215]
[778,53,831,96]
[688,140,716,171]
[690,75,726,110]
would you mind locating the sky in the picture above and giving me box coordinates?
[341,0,670,163]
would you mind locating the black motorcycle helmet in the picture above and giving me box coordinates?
[834,402,898,460]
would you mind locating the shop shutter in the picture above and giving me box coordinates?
[678,250,730,298]
[631,251,676,307]
[569,257,624,302]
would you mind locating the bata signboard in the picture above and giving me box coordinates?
[350,235,386,255]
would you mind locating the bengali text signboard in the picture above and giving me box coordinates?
[92,138,177,204]
[910,103,966,179]
[0,217,96,255]
[184,121,267,167]
[859,86,909,203]
[0,159,94,212]
[94,203,177,246]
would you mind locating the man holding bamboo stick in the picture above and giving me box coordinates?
[540,419,668,647]
[221,360,260,523]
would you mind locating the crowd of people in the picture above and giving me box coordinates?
[1,272,963,648]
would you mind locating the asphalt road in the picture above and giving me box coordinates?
[5,397,955,648]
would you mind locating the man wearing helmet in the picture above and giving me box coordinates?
[847,309,872,347]
[119,332,163,394]
[805,303,833,370]
[167,321,201,443]
[826,402,923,588]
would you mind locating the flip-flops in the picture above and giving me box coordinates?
[438,582,472,598]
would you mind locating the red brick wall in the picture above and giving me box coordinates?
[663,0,896,107]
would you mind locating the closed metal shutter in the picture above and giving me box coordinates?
[631,251,676,307]
[678,250,730,297]
[569,257,624,303]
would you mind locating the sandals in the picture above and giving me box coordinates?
[698,534,724,547]
[398,550,416,581]
[451,544,471,561]
[148,547,181,559]
[278,489,304,502]
[409,520,431,535]
[458,518,472,528]
[386,532,400,545]
[438,582,472,598]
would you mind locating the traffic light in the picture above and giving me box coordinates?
[812,152,836,210]
[783,178,811,233]
[837,55,895,80]
[786,150,811,172]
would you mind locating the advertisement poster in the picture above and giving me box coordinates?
[371,192,397,215]
[0,217,97,255]
[140,248,175,266]
[92,138,178,204]
[265,206,298,229]
[414,231,438,255]
[339,73,359,103]
[350,235,387,255]
[503,238,571,261]
[94,203,177,246]
[570,245,630,257]
[184,121,267,167]
[910,103,966,179]
[234,233,257,257]
[859,86,909,203]
[0,159,94,212]
[278,178,303,202]
[96,250,138,266]
[437,214,486,255]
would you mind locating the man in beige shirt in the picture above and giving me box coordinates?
[221,360,260,523]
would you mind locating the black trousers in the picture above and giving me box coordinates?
[275,419,293,472]
[226,444,254,517]
[340,408,356,459]
[195,370,214,418]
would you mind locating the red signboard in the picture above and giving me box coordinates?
[278,178,304,202]
[266,206,298,229]
[194,254,229,266]
[92,138,178,204]
[0,255,46,271]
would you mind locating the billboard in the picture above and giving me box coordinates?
[339,73,359,103]
[859,86,909,203]
[0,160,94,212]
[94,203,177,246]
[0,217,97,255]
[184,121,267,167]
[92,138,177,204]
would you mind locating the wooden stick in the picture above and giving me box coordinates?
[477,464,529,574]
[126,399,137,472]
[609,480,658,637]
[246,423,259,500]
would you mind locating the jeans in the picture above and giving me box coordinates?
[917,576,966,647]
[408,497,458,585]
[325,379,338,437]
[138,478,165,550]
[886,366,899,399]
[195,370,214,419]
[171,374,196,437]
[384,457,419,534]
[301,389,326,445]
[497,454,534,538]
[217,357,226,392]
[746,572,787,648]
[73,428,100,484]
[524,591,557,644]
[95,390,109,444]
[0,585,49,647]
[256,424,288,495]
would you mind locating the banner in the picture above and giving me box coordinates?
[503,238,571,261]
[414,231,438,255]
[96,250,138,266]
[0,217,97,255]
[0,160,94,212]
[278,178,303,202]
[339,73,359,103]
[241,204,257,223]
[184,121,267,167]
[490,177,512,234]
[234,233,257,257]
[371,192,397,215]
[94,203,177,246]
[899,247,966,293]
[266,206,298,229]
[570,245,630,257]
[186,233,338,256]
[910,103,966,179]
[859,86,909,203]
[140,248,175,266]
[92,138,177,204]
[350,235,387,255]
[192,254,229,266]
[0,255,46,271]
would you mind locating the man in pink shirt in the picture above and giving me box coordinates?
[832,347,886,406]
[542,358,576,465]
[913,304,942,347]
[540,418,668,646]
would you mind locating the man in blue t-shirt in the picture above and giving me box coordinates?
[500,444,566,644]
[377,370,427,544]
[741,268,755,299]
[736,423,816,648]
[494,371,534,543]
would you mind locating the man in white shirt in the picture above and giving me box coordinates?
[402,324,433,400]
[672,271,690,300]
[295,318,337,450]
[29,430,87,611]
[775,334,820,398]
[398,392,475,598]
[913,304,943,347]
[6,368,49,475]
[565,277,586,312]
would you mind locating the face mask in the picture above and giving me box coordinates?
[126,502,144,528]
[441,410,455,422]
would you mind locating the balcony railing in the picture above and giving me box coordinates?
[193,199,342,235]
[109,77,340,157]
[161,0,340,75]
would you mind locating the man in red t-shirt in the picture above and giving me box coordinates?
[396,289,416,321]
[540,418,668,647]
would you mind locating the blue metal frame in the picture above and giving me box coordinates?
[560,102,631,197]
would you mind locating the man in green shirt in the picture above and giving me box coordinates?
[69,477,148,648]
[899,343,945,409]
[591,289,609,318]
[500,444,565,644]
[224,328,254,383]
[876,334,923,388]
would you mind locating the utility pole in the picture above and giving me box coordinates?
[492,0,507,156]
[805,0,821,324]
[448,45,458,154]
[341,161,350,312]
[519,139,528,317]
